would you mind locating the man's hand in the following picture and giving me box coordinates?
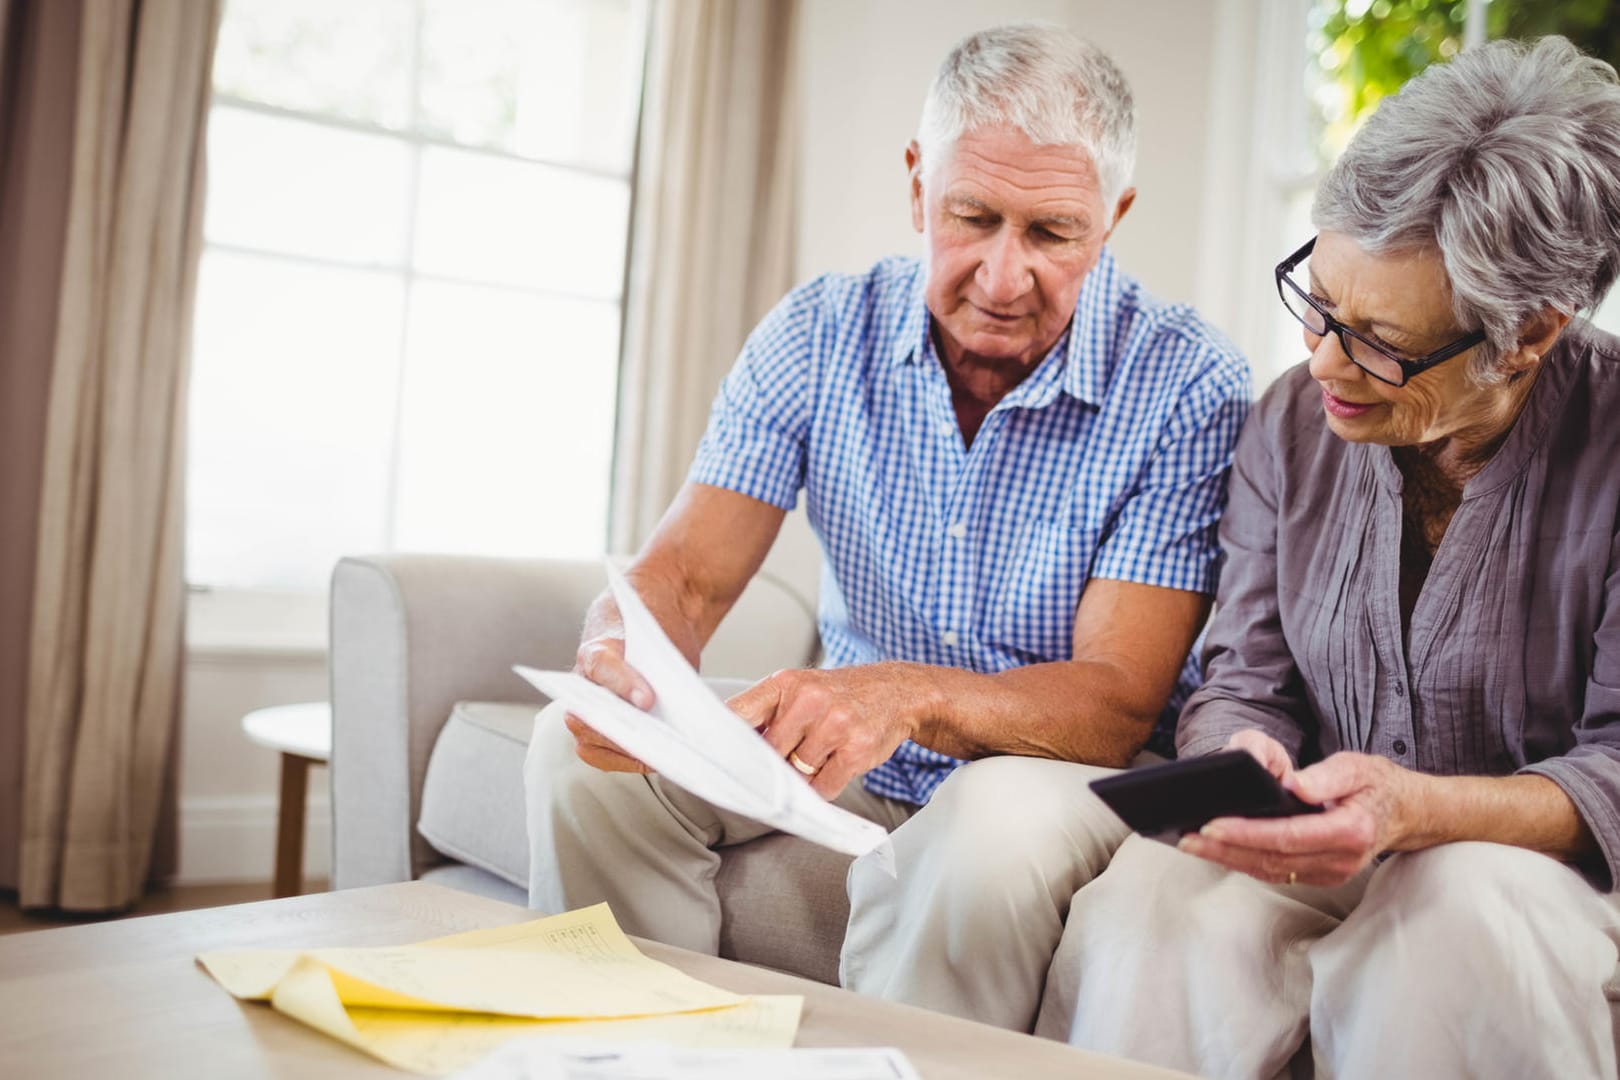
[558,484,789,776]
[728,663,928,799]
[1178,749,1432,887]
[565,634,657,774]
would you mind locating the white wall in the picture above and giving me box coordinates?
[797,0,1222,302]
[176,590,329,885]
[180,652,329,883]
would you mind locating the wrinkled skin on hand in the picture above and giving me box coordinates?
[727,663,925,799]
[1179,730,1426,887]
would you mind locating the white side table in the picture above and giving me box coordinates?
[241,702,331,897]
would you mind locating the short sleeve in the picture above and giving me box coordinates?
[686,283,819,510]
[1090,337,1250,595]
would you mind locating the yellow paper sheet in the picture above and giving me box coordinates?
[276,957,802,1076]
[199,903,740,1018]
[197,903,802,1075]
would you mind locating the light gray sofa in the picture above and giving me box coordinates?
[328,553,858,984]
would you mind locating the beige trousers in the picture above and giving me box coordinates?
[1049,834,1620,1079]
[524,702,1133,1031]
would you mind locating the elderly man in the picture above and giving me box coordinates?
[525,24,1249,1033]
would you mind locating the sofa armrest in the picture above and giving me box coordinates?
[329,553,819,891]
[329,555,605,888]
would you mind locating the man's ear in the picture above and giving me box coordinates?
[1506,306,1572,374]
[1102,187,1136,241]
[905,140,925,233]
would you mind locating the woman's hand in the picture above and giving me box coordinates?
[1179,749,1432,887]
[1226,728,1296,785]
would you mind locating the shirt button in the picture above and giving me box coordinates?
[1393,739,1408,755]
[941,630,960,647]
[936,421,954,436]
[947,522,967,539]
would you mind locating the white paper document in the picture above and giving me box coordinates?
[452,1042,923,1080]
[515,565,892,863]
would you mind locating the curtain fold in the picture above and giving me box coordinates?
[610,0,802,552]
[0,0,83,894]
[18,0,219,912]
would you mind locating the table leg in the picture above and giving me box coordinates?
[274,753,312,898]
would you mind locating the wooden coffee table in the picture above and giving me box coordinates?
[0,881,1193,1080]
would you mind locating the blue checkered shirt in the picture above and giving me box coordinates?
[690,251,1250,805]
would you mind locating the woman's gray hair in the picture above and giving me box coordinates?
[1314,36,1620,383]
[917,23,1136,212]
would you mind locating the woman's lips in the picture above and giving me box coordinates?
[1321,388,1377,419]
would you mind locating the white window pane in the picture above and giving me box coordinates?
[213,0,412,129]
[205,106,411,266]
[392,281,619,559]
[413,147,629,298]
[418,0,644,172]
[188,251,405,592]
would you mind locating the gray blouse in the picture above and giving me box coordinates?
[1178,322,1620,889]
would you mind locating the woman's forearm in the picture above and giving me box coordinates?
[1400,772,1597,861]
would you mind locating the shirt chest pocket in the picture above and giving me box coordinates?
[985,520,1098,663]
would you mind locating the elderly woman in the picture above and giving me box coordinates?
[1047,36,1620,1079]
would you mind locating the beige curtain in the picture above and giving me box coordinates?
[0,1,83,893]
[610,0,802,551]
[18,0,219,911]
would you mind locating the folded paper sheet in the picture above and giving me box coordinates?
[198,903,802,1075]
[515,564,892,863]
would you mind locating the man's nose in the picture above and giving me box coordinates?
[976,228,1032,305]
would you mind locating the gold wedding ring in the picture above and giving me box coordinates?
[1287,871,1298,886]
[788,751,819,777]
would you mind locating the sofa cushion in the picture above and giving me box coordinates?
[421,861,528,906]
[416,695,858,984]
[417,701,536,888]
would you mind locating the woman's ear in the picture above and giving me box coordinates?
[1504,307,1572,373]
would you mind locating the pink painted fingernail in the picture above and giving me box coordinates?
[631,688,652,709]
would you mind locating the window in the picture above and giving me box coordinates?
[187,0,648,595]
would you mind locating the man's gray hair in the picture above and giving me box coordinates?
[1314,36,1620,383]
[917,23,1136,211]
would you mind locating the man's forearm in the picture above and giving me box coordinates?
[1400,772,1598,862]
[903,659,1164,768]
[580,485,788,669]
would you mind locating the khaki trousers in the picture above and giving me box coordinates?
[1050,833,1620,1080]
[524,702,1133,1031]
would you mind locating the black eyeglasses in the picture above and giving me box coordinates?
[1275,237,1486,387]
